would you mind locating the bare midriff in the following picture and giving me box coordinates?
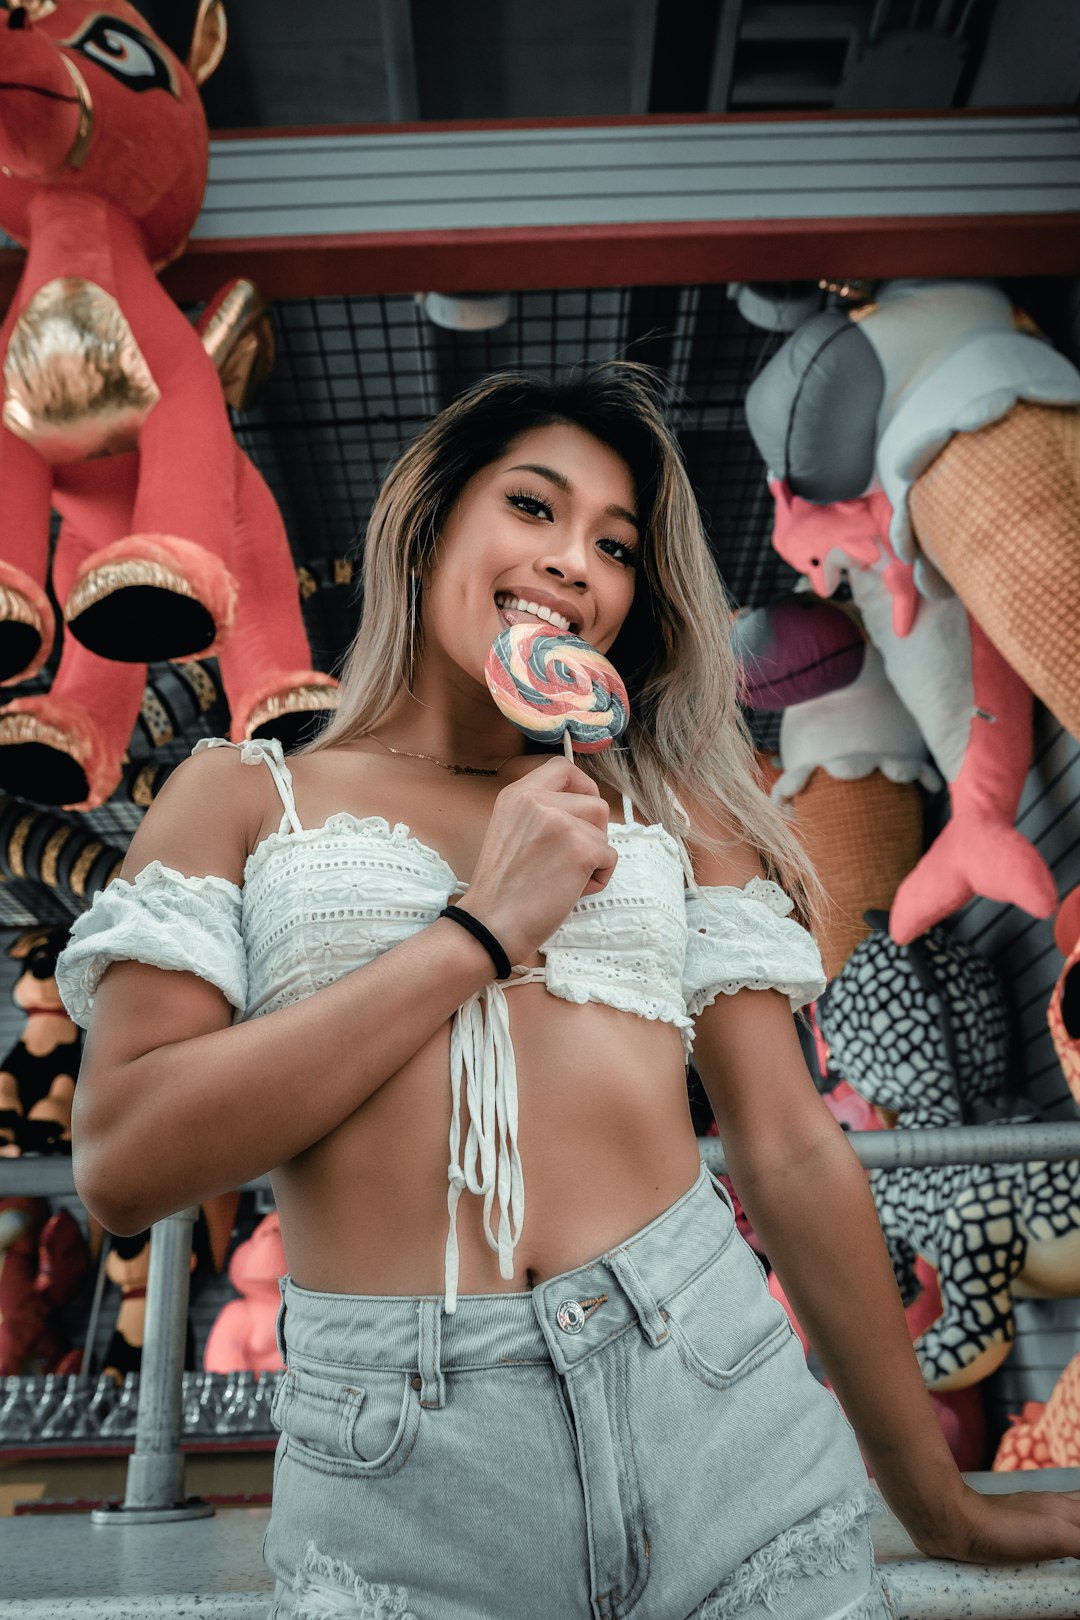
[272,993,701,1295]
[258,746,705,1297]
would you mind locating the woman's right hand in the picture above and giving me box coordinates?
[462,757,617,965]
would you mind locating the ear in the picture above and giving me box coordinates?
[187,0,227,87]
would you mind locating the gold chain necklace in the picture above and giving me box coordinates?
[365,731,517,778]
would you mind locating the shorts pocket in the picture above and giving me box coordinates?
[272,1364,420,1480]
[664,1234,792,1389]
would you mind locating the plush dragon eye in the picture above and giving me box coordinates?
[66,16,177,96]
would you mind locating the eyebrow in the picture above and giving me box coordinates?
[506,463,639,532]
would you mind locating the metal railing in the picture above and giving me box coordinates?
[4,1121,1080,1522]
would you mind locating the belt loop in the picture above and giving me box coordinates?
[607,1248,669,1348]
[417,1297,446,1408]
[275,1275,289,1366]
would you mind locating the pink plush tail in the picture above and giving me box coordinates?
[890,820,1057,945]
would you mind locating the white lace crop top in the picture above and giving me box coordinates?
[56,737,826,1312]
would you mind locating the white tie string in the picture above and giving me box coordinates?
[443,982,526,1313]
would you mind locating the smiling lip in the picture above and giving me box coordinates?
[495,589,581,635]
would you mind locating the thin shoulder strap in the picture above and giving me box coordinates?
[620,791,635,827]
[194,737,304,836]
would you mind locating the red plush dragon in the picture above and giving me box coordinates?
[0,1,336,806]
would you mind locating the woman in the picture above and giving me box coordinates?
[58,366,1080,1619]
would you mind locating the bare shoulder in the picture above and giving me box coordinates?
[670,782,767,890]
[120,743,268,887]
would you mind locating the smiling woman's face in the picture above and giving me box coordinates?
[420,421,641,686]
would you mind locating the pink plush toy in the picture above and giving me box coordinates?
[745,280,1080,746]
[0,290,339,808]
[203,1211,286,1375]
[993,1352,1080,1471]
[0,5,338,807]
[768,484,1056,944]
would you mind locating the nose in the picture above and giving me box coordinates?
[539,528,591,592]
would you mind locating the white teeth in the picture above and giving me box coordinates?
[496,594,572,632]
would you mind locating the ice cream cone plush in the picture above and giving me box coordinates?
[0,1,237,676]
[746,280,1080,743]
[0,282,338,808]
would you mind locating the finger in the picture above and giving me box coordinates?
[552,793,610,831]
[581,847,618,895]
[525,756,601,796]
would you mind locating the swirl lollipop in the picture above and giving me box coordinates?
[485,624,629,758]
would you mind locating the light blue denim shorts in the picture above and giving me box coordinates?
[264,1165,894,1620]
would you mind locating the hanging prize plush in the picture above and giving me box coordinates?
[744,285,1067,941]
[745,277,1080,743]
[203,1210,287,1374]
[0,0,234,669]
[0,926,80,1156]
[733,596,931,979]
[0,4,337,807]
[762,484,1056,944]
[819,924,1080,1391]
[993,1351,1080,1472]
[0,1195,87,1374]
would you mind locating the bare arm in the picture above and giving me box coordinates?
[687,816,1080,1563]
[74,749,616,1235]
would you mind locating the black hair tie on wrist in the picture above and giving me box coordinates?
[439,905,512,981]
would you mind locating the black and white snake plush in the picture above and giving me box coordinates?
[818,925,1080,1390]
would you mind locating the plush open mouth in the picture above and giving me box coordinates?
[495,593,579,635]
[0,82,79,104]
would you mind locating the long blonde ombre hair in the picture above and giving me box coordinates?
[300,363,819,925]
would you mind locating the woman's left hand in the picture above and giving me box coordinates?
[919,1482,1080,1564]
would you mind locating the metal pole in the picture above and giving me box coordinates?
[92,1207,213,1525]
[699,1122,1080,1176]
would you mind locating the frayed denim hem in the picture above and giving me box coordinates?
[694,1489,885,1619]
[284,1540,420,1620]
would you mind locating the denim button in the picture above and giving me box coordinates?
[556,1299,586,1334]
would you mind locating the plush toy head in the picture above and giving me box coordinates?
[0,924,79,1157]
[731,595,864,710]
[0,0,225,261]
[818,923,1010,1127]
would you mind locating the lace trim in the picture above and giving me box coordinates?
[245,798,681,889]
[244,812,459,888]
[544,974,695,1050]
[101,857,241,900]
[683,880,827,1014]
[686,976,827,1017]
[55,861,246,1028]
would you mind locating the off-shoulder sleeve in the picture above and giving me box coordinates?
[55,861,247,1029]
[682,876,826,1016]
